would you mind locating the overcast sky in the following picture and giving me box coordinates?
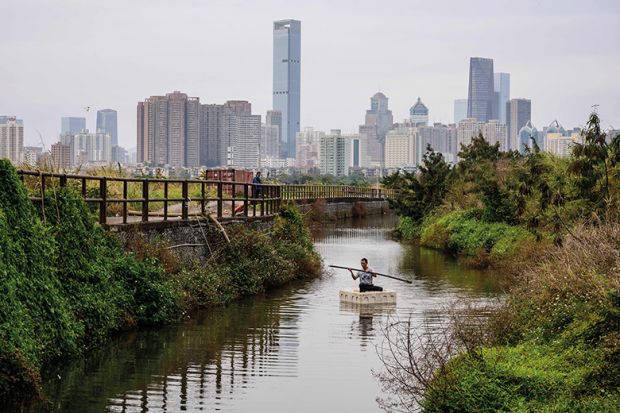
[2,0,619,149]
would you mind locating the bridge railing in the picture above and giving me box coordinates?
[16,170,393,225]
[281,185,394,201]
[17,170,281,225]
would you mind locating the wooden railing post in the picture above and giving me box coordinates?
[231,183,236,217]
[217,180,223,219]
[163,181,169,221]
[243,183,249,218]
[99,177,107,224]
[142,179,149,222]
[182,180,189,220]
[123,180,128,224]
[60,174,67,187]
[201,182,206,216]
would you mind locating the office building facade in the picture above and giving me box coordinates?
[410,97,429,126]
[273,19,301,159]
[506,98,531,151]
[494,73,510,123]
[359,92,394,166]
[96,109,118,146]
[454,99,468,123]
[61,117,86,135]
[467,57,495,122]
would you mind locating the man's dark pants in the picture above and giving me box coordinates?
[359,283,383,292]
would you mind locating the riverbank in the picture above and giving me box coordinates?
[0,160,321,409]
[421,223,620,412]
[379,113,620,410]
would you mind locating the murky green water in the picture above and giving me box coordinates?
[36,214,502,412]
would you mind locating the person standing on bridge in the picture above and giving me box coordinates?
[348,258,383,292]
[252,171,262,200]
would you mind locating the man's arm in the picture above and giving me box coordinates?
[348,268,358,280]
[369,267,377,278]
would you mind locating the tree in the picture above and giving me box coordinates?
[569,111,620,220]
[383,146,452,223]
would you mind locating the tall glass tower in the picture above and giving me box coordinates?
[96,109,118,146]
[494,73,510,123]
[273,19,301,159]
[467,57,495,122]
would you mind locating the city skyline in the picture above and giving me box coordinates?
[2,0,619,149]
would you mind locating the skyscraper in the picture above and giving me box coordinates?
[96,109,118,146]
[359,92,394,166]
[467,57,495,122]
[273,19,301,159]
[61,117,86,135]
[410,97,429,126]
[506,98,532,151]
[0,116,24,164]
[494,73,510,123]
[453,99,468,123]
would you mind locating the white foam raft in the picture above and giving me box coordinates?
[339,289,397,305]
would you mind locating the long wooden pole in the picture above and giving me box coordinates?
[329,265,413,284]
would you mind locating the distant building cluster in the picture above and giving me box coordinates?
[48,110,126,170]
[2,21,611,178]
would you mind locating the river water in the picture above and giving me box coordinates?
[37,214,502,412]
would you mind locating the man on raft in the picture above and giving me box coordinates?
[348,258,383,292]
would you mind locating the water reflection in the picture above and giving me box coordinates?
[339,302,396,348]
[40,290,300,413]
[34,214,502,413]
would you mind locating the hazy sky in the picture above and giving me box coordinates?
[2,0,619,149]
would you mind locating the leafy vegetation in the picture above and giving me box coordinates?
[0,160,321,407]
[379,112,620,411]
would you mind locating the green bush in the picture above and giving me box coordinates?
[0,161,180,403]
[420,210,533,259]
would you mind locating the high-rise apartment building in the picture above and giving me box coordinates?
[72,130,112,165]
[457,118,486,150]
[359,92,394,166]
[0,116,24,164]
[61,117,86,135]
[467,57,495,122]
[50,142,71,170]
[410,97,429,126]
[273,19,301,159]
[418,123,457,162]
[454,99,468,123]
[23,146,42,167]
[266,110,282,153]
[201,104,224,167]
[261,124,280,158]
[320,130,346,176]
[96,109,118,146]
[385,125,416,169]
[481,120,508,151]
[494,73,510,123]
[506,98,531,151]
[296,127,323,171]
[344,133,367,170]
[136,91,201,167]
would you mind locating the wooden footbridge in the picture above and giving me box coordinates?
[17,170,394,226]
